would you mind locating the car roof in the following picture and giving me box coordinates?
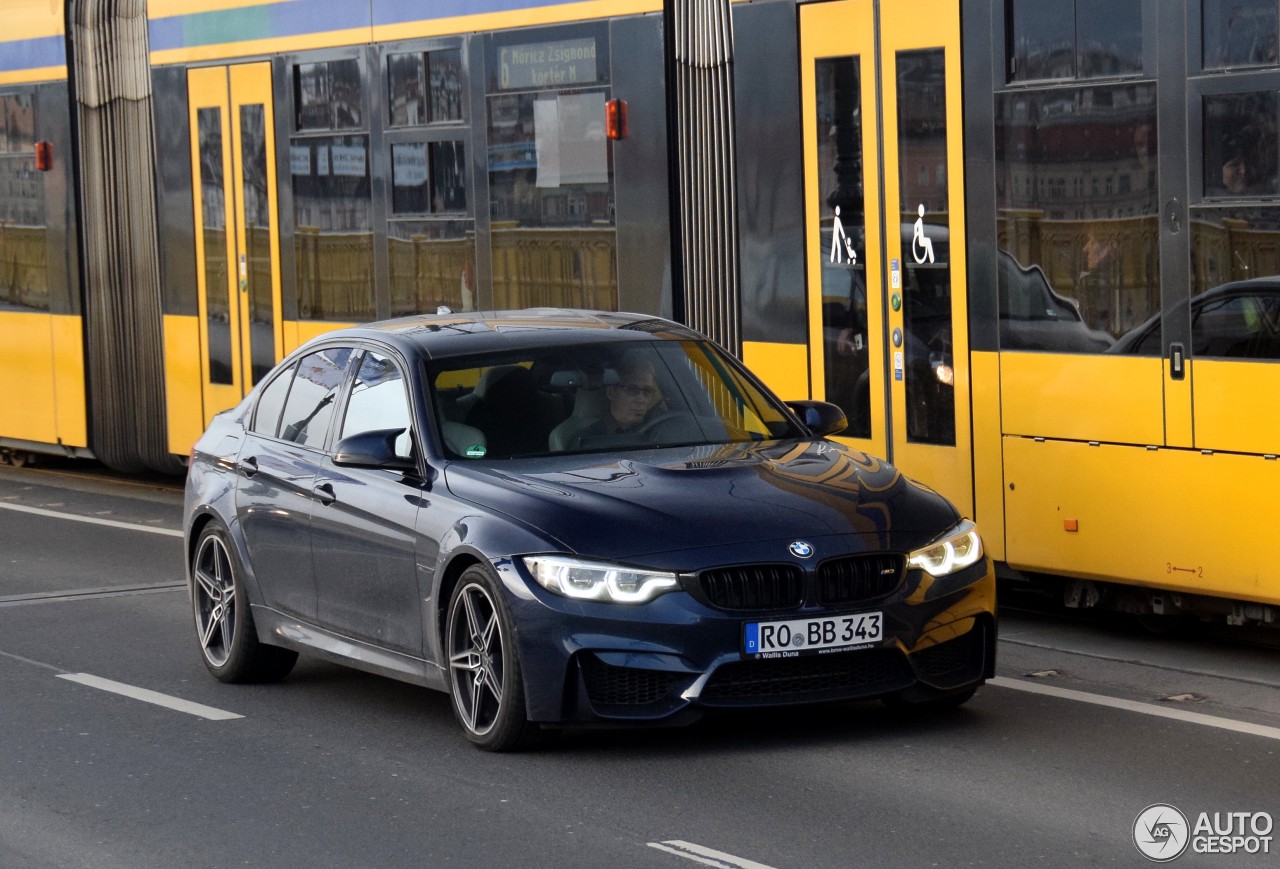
[308,309,705,360]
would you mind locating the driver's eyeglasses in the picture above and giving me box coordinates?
[617,384,658,399]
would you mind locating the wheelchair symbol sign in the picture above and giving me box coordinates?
[911,204,935,264]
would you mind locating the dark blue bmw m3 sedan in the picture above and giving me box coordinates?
[184,309,996,750]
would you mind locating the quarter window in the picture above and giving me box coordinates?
[250,362,297,437]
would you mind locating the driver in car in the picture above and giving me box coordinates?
[583,353,666,437]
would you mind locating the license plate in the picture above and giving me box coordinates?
[743,612,882,658]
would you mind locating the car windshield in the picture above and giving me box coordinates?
[427,339,806,459]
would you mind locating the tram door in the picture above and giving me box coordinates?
[801,0,973,516]
[188,63,284,426]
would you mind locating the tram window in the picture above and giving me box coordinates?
[897,49,955,446]
[296,64,330,131]
[291,134,374,321]
[391,141,467,215]
[0,91,45,312]
[294,59,363,132]
[431,142,466,211]
[1189,205,1280,359]
[392,143,430,213]
[1006,0,1142,82]
[428,50,464,122]
[0,92,34,153]
[1203,0,1278,69]
[487,91,611,224]
[388,220,476,315]
[1075,0,1142,77]
[995,84,1158,349]
[250,362,297,438]
[1202,93,1279,198]
[388,50,464,127]
[486,88,616,309]
[388,54,427,127]
[814,55,871,439]
[1192,291,1280,358]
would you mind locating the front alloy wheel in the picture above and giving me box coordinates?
[445,566,536,751]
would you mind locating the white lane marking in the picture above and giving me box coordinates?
[647,841,775,869]
[0,502,182,538]
[990,676,1280,742]
[57,673,243,721]
[0,583,185,608]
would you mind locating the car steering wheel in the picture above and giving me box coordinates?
[638,411,698,444]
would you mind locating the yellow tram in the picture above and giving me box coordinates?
[0,0,1277,626]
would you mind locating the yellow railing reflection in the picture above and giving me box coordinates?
[1192,217,1280,292]
[491,226,617,311]
[294,226,618,320]
[998,211,1160,334]
[0,223,48,310]
[389,233,474,316]
[295,227,375,320]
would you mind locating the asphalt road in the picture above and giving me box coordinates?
[2,462,1278,868]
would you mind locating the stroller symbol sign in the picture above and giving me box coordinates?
[830,206,857,265]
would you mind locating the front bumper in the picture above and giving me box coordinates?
[496,556,997,724]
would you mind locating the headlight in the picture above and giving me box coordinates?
[907,520,983,577]
[522,555,679,604]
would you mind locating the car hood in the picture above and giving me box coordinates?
[443,440,960,560]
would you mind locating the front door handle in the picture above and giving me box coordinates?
[313,481,336,506]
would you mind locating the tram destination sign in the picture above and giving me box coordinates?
[499,37,598,89]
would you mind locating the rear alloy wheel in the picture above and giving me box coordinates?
[191,524,297,683]
[445,566,537,751]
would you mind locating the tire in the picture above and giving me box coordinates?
[445,565,539,751]
[191,523,297,683]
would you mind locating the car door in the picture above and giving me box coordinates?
[235,346,354,620]
[310,347,426,656]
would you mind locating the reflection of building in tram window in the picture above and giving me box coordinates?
[1203,93,1278,197]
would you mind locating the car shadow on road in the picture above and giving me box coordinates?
[245,657,993,757]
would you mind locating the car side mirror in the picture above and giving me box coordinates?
[332,427,417,472]
[785,400,848,438]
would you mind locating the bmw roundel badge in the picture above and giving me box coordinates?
[789,541,814,559]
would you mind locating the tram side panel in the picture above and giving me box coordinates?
[961,0,1280,621]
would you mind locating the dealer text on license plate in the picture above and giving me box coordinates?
[743,612,882,658]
